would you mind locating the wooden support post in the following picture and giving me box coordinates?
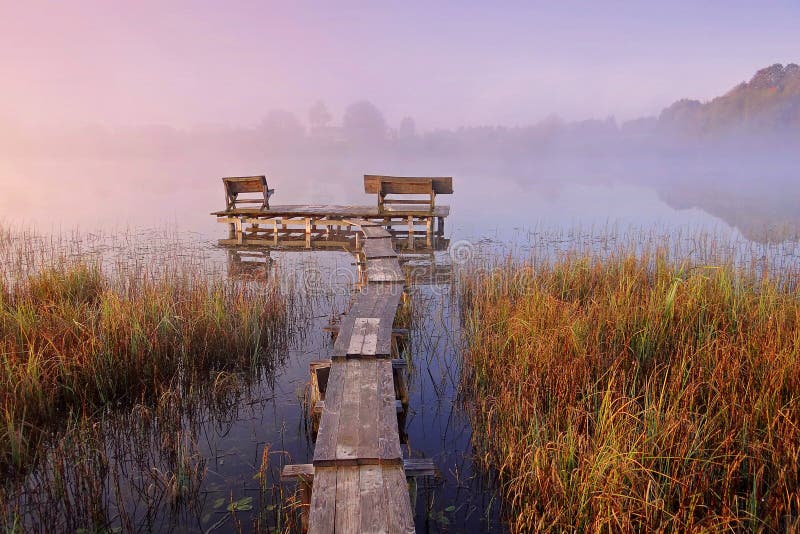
[393,366,409,407]
[235,218,243,245]
[426,217,433,247]
[305,218,312,248]
[273,218,279,245]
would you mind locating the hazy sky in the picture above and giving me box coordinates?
[1,1,798,130]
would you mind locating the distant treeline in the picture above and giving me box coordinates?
[3,64,799,161]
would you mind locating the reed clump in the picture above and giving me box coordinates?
[459,248,800,532]
[0,234,289,476]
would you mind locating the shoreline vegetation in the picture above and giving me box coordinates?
[458,242,800,532]
[0,227,295,530]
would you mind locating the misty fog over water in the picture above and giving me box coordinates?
[2,130,797,245]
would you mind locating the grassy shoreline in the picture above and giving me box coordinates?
[459,247,800,532]
[0,230,291,477]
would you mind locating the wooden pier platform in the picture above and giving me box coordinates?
[214,176,452,532]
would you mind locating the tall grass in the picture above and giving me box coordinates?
[0,228,290,476]
[458,244,800,532]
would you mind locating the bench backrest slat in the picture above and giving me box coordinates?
[364,175,453,195]
[223,175,272,210]
[225,176,267,194]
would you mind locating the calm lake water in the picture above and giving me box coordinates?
[2,153,799,532]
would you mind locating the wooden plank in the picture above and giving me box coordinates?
[335,467,361,533]
[313,362,346,465]
[211,204,450,218]
[363,238,397,259]
[367,258,405,283]
[383,465,416,534]
[359,465,389,534]
[281,463,315,481]
[357,360,380,461]
[377,360,402,463]
[308,466,337,534]
[361,226,392,238]
[374,284,403,356]
[347,318,380,356]
[333,313,358,360]
[364,175,453,194]
[361,319,379,356]
[280,459,436,481]
[333,289,385,359]
[335,361,362,464]
[403,458,436,477]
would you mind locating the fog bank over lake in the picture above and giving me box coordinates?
[1,125,797,244]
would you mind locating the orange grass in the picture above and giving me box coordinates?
[459,249,800,532]
[0,231,290,476]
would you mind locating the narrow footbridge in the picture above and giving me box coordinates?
[213,176,453,533]
[282,219,432,533]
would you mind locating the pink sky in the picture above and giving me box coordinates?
[1,1,799,130]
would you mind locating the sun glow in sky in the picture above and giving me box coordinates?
[1,1,799,129]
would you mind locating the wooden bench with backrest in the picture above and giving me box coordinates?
[222,176,274,211]
[363,175,453,213]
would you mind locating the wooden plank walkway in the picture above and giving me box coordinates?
[305,218,416,533]
[213,177,451,532]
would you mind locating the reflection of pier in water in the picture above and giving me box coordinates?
[224,235,452,286]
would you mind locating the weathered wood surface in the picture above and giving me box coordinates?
[313,360,401,467]
[305,216,417,533]
[282,458,435,483]
[307,464,413,534]
[364,175,453,195]
[332,284,403,359]
[360,226,392,239]
[363,238,397,259]
[313,362,346,465]
[367,258,405,283]
[347,318,380,356]
[308,466,337,534]
[212,204,450,218]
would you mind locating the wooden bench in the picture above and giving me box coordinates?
[364,175,453,213]
[223,176,274,211]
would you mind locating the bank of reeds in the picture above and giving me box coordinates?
[0,229,290,476]
[458,246,800,532]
